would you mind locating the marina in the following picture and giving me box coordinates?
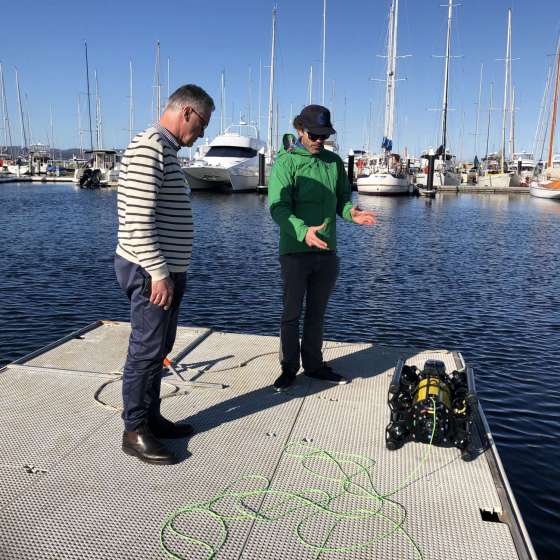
[1,0,560,558]
[0,321,537,559]
[1,2,560,196]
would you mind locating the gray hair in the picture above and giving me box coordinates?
[165,84,215,114]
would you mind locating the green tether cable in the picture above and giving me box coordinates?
[160,399,438,559]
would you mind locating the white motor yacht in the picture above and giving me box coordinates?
[183,123,267,192]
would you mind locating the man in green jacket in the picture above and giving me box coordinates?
[268,105,375,392]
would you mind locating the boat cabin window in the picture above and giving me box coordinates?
[206,146,258,158]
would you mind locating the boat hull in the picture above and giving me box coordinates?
[357,173,411,195]
[530,182,560,199]
[183,157,268,192]
[183,167,259,192]
[416,170,461,187]
[418,187,436,197]
[478,173,515,188]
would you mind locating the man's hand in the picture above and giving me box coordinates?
[350,207,376,225]
[150,277,174,310]
[305,223,328,250]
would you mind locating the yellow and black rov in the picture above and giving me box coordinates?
[385,358,478,461]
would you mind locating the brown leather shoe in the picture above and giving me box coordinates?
[149,415,194,439]
[122,425,178,464]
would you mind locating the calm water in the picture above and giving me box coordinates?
[1,182,559,558]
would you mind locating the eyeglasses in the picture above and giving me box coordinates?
[306,130,329,142]
[187,107,209,130]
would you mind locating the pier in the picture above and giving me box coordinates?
[0,176,116,186]
[437,185,530,194]
[0,176,74,184]
[0,321,536,559]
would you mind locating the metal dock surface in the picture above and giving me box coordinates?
[0,321,536,559]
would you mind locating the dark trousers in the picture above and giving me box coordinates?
[279,252,339,374]
[114,254,186,432]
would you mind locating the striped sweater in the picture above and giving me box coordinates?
[116,125,193,281]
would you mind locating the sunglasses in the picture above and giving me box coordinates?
[186,107,209,130]
[306,130,329,141]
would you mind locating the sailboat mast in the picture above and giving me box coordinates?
[15,68,27,153]
[49,105,54,159]
[220,70,225,134]
[94,70,101,149]
[77,96,84,158]
[383,0,395,152]
[24,94,33,147]
[267,6,277,156]
[321,0,326,105]
[129,60,134,143]
[155,41,161,119]
[258,58,262,134]
[509,19,515,161]
[510,87,515,160]
[389,0,399,146]
[247,65,252,124]
[0,64,4,153]
[501,8,511,173]
[547,36,560,168]
[485,82,493,162]
[0,63,13,157]
[308,65,313,105]
[384,0,399,155]
[474,63,483,158]
[167,57,170,102]
[533,66,552,163]
[440,0,454,160]
[84,41,93,152]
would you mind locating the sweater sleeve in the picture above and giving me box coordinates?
[122,139,169,280]
[268,157,308,242]
[336,159,354,222]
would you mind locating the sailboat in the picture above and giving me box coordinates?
[416,0,461,189]
[531,35,560,199]
[73,43,120,188]
[357,0,411,195]
[479,8,519,188]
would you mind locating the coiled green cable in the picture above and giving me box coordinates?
[160,398,437,559]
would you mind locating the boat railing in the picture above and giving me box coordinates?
[223,122,261,140]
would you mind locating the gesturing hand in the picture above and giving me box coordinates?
[305,223,328,250]
[151,277,174,310]
[350,207,376,225]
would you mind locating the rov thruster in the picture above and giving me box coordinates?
[385,357,478,461]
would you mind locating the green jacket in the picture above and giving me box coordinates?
[268,142,354,255]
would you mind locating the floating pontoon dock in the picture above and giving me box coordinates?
[0,321,537,559]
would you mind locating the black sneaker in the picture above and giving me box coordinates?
[273,371,296,392]
[304,363,349,385]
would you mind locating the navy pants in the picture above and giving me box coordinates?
[115,254,186,431]
[279,252,339,375]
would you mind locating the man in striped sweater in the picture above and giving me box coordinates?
[115,84,214,465]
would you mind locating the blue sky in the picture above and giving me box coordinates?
[0,0,559,159]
